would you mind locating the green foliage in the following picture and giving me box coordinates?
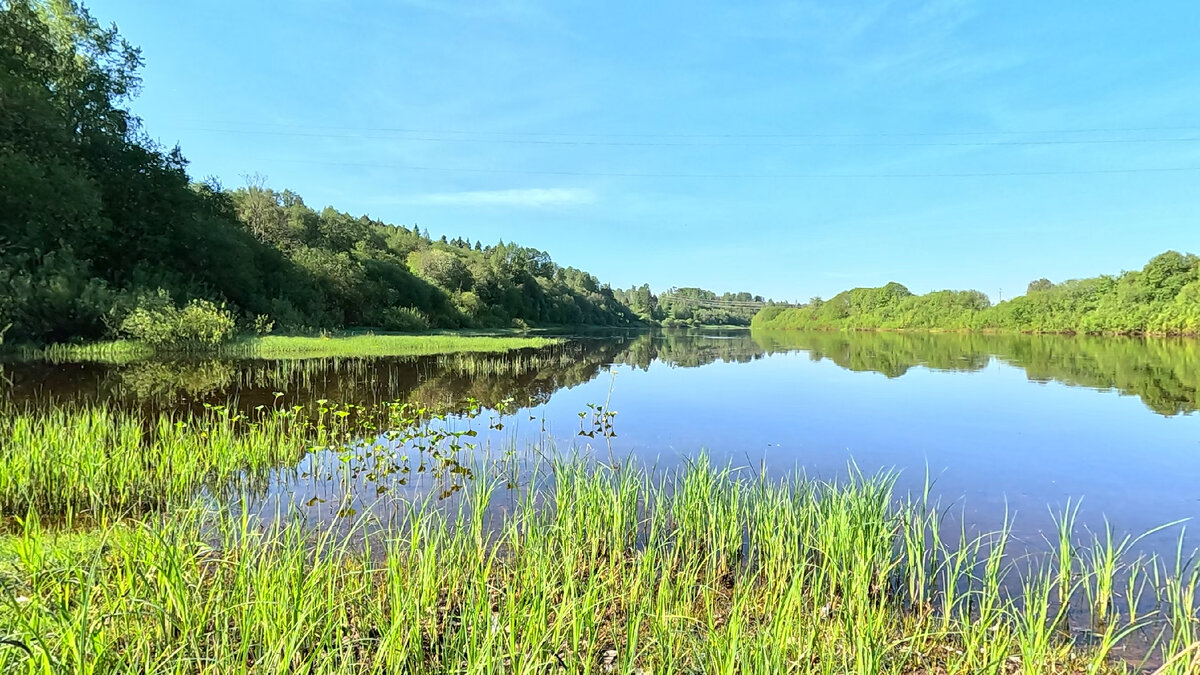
[614,285,769,326]
[407,248,471,291]
[251,314,274,336]
[753,251,1200,336]
[118,291,236,351]
[373,306,431,332]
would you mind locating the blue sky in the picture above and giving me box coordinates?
[91,0,1200,302]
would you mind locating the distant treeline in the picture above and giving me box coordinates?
[613,285,775,327]
[0,1,643,346]
[752,251,1200,336]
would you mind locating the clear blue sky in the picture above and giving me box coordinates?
[90,0,1200,302]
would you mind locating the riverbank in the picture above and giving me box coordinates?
[749,322,1200,338]
[0,402,1197,672]
[2,330,564,364]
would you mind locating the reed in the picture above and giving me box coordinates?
[1,446,1197,673]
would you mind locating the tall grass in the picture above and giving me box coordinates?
[1,453,1197,673]
[0,406,305,520]
[0,400,403,520]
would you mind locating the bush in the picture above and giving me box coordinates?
[374,306,430,332]
[119,290,237,351]
[252,314,275,336]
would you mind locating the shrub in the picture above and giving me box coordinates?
[119,290,236,351]
[252,314,275,336]
[374,306,430,332]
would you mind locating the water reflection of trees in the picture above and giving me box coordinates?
[751,330,1200,416]
[2,340,632,413]
[4,329,1199,417]
[616,328,767,369]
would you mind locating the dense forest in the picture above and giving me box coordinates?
[0,0,649,347]
[752,251,1200,336]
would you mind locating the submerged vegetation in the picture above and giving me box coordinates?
[753,251,1200,336]
[1,350,1199,671]
[0,402,1198,672]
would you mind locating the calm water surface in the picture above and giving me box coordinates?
[5,329,1200,554]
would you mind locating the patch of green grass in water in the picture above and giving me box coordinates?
[3,331,562,363]
[223,332,561,359]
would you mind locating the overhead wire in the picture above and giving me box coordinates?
[242,157,1200,179]
[185,126,1200,148]
[177,120,1200,139]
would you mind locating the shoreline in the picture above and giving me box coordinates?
[0,330,570,363]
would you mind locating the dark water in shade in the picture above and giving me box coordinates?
[4,329,1200,555]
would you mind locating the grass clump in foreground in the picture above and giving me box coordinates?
[1,451,1199,673]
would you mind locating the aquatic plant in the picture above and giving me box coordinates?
[1,447,1198,672]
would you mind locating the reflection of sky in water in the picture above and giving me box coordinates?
[8,331,1200,558]
[413,349,1200,556]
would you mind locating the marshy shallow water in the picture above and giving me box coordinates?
[5,329,1200,671]
[4,328,1199,552]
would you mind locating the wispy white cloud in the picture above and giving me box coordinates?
[402,188,596,208]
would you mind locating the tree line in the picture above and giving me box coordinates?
[0,1,774,347]
[0,1,650,347]
[613,285,776,327]
[751,251,1200,336]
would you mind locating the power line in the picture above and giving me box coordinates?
[247,157,1200,179]
[180,120,1200,139]
[187,126,1200,148]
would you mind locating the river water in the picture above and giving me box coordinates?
[5,328,1199,556]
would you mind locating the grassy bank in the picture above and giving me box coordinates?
[1,456,1198,672]
[3,332,563,364]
